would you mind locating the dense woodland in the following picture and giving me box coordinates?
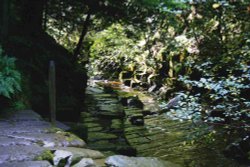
[0,0,250,164]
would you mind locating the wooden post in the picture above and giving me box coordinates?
[49,61,56,125]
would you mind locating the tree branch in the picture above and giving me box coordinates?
[73,9,92,62]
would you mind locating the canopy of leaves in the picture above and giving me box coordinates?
[89,24,142,78]
[86,0,250,144]
[2,0,250,160]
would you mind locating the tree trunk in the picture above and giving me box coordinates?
[73,9,92,61]
[43,1,48,31]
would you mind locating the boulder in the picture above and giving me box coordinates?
[72,158,96,167]
[53,150,73,166]
[105,155,181,167]
[51,147,105,159]
[7,131,86,148]
[51,147,104,167]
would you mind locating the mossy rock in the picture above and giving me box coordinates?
[88,132,118,141]
[83,122,102,128]
[88,126,103,132]
[45,127,63,133]
[34,150,54,164]
[111,119,123,129]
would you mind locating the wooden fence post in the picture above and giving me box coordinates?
[49,60,56,125]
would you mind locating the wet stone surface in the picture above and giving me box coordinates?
[0,110,105,166]
[1,82,244,166]
[106,155,181,167]
[0,136,33,146]
[82,86,136,156]
[6,132,86,148]
[0,145,45,163]
[0,161,52,167]
[83,81,247,167]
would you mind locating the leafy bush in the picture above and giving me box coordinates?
[89,23,143,80]
[161,92,202,122]
[0,46,21,98]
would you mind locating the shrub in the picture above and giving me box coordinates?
[0,46,21,98]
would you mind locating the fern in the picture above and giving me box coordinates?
[0,46,21,98]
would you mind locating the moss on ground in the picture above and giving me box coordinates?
[34,150,54,164]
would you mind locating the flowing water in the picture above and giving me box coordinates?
[79,80,246,167]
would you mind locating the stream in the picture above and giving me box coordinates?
[79,80,245,167]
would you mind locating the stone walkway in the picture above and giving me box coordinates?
[0,110,105,167]
[82,83,244,167]
[0,110,181,167]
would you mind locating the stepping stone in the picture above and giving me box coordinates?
[50,147,105,159]
[0,161,52,167]
[0,145,45,164]
[7,132,86,148]
[106,155,181,167]
[72,158,96,167]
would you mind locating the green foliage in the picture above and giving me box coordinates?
[177,57,250,123]
[89,23,142,79]
[43,0,250,156]
[86,1,250,148]
[11,100,27,110]
[161,92,202,121]
[0,46,21,98]
[184,124,217,145]
[34,150,54,164]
